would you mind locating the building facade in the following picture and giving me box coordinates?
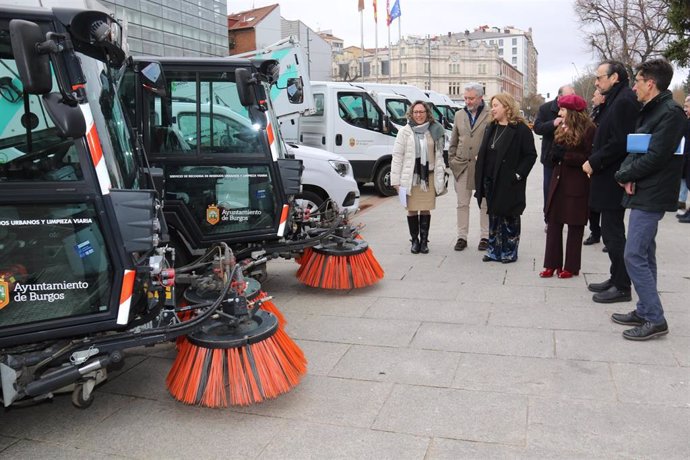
[466,26,538,97]
[332,34,524,104]
[100,0,228,57]
[228,4,281,54]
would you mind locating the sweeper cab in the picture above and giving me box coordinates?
[121,54,383,289]
[0,5,304,409]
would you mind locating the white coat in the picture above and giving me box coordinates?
[390,124,447,195]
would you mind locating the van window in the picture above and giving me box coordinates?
[337,92,383,132]
[386,99,409,125]
[307,93,324,117]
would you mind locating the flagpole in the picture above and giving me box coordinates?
[387,20,391,83]
[398,14,402,83]
[360,9,364,80]
[375,11,379,82]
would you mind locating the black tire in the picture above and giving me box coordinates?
[295,190,325,215]
[374,163,396,196]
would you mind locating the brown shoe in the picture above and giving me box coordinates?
[454,238,467,251]
[477,238,489,251]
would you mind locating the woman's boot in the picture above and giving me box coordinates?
[407,215,420,254]
[419,214,431,254]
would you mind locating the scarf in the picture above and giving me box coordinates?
[408,121,444,191]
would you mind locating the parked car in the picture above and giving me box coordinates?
[285,142,360,216]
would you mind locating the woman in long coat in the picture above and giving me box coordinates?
[540,94,596,278]
[391,101,447,254]
[474,93,537,263]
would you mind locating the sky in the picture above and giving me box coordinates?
[230,0,687,99]
[229,0,597,98]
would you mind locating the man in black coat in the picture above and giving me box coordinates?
[678,95,690,222]
[611,58,686,340]
[582,60,639,303]
[533,84,575,222]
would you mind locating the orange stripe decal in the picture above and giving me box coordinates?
[119,270,136,305]
[267,122,275,146]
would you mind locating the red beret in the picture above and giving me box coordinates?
[558,94,587,112]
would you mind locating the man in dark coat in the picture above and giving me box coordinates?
[611,58,686,340]
[533,84,575,222]
[677,95,690,222]
[582,60,639,303]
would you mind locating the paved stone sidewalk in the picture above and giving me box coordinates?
[1,150,688,459]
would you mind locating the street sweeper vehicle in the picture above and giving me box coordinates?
[0,4,308,410]
[120,55,383,290]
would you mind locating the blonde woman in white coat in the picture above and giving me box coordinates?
[391,101,447,254]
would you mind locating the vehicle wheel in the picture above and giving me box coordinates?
[295,190,325,215]
[71,384,94,409]
[374,163,396,197]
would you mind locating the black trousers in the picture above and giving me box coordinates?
[600,208,630,290]
[588,210,601,237]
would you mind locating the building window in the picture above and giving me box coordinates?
[498,48,503,56]
[512,38,517,45]
[424,62,430,73]
[512,57,517,65]
[499,39,503,46]
[489,39,494,45]
[512,47,518,55]
[402,63,407,74]
[478,64,486,74]
[424,81,430,90]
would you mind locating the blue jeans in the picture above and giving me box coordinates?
[624,209,665,324]
[679,179,688,203]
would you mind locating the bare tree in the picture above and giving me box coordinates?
[575,0,673,79]
[521,93,545,122]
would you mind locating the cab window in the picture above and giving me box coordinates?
[0,21,82,182]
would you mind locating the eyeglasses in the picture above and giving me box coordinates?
[594,74,610,81]
[412,110,427,114]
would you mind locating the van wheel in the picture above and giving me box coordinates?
[295,190,325,216]
[374,163,396,196]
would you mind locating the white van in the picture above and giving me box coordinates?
[297,81,398,196]
[286,142,359,215]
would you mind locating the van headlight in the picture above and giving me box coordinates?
[329,159,350,177]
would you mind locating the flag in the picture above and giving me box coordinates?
[358,0,364,11]
[388,0,401,25]
[373,0,378,22]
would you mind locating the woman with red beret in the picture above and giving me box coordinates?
[540,94,596,278]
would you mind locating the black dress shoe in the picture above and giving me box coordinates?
[592,286,632,304]
[583,233,600,245]
[454,238,467,251]
[588,279,613,293]
[611,310,645,326]
[679,212,690,223]
[622,321,668,341]
[482,255,499,262]
[602,246,609,252]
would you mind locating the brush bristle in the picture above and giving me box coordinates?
[256,291,286,328]
[296,247,384,289]
[166,329,307,408]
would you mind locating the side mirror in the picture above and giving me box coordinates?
[138,61,166,97]
[286,77,304,104]
[9,20,52,94]
[236,68,256,107]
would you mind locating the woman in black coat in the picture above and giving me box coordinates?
[540,94,596,278]
[475,93,538,263]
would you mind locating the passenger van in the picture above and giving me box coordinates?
[297,81,398,196]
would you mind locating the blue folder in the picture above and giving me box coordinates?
[626,134,651,154]
[627,133,686,155]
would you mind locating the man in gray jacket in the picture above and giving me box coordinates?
[448,83,490,251]
[611,58,686,341]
